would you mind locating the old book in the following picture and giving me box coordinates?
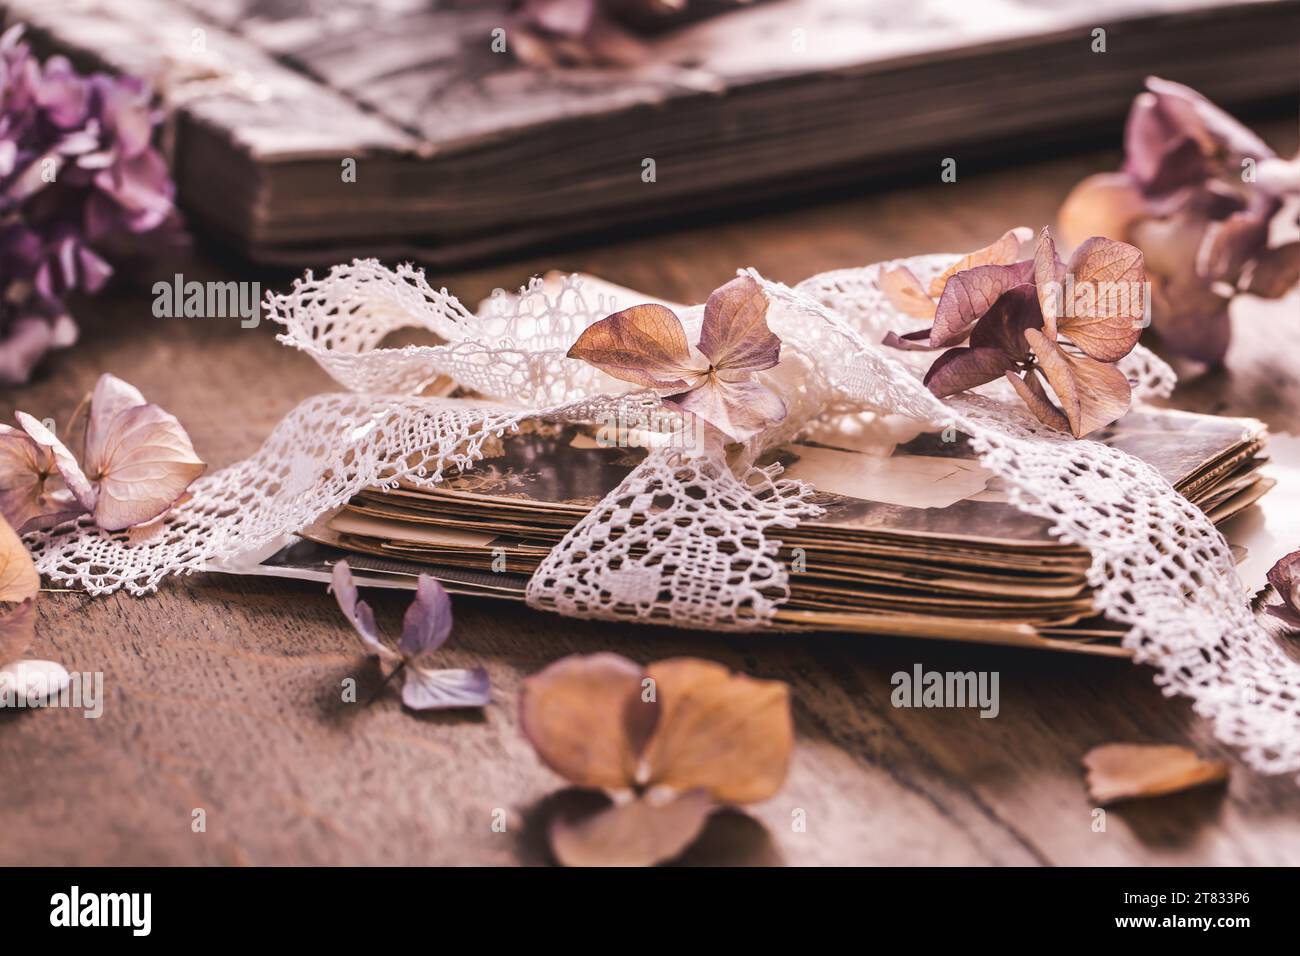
[6,0,1298,266]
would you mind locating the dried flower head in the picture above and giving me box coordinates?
[5,373,204,532]
[883,226,1144,438]
[521,652,793,866]
[1059,77,1299,364]
[0,25,184,384]
[331,561,490,710]
[567,274,787,443]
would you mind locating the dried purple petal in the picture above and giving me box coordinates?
[330,560,390,660]
[398,574,454,658]
[401,666,491,710]
[331,561,489,710]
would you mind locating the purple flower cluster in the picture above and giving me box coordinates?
[0,25,182,385]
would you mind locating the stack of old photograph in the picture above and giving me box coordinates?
[272,406,1270,656]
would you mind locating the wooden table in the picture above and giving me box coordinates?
[2,119,1298,866]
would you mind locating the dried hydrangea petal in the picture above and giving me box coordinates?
[639,658,793,805]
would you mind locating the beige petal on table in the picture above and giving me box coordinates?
[927,226,1033,298]
[549,789,715,867]
[1083,743,1229,804]
[88,403,206,532]
[697,275,781,373]
[640,658,793,805]
[880,266,936,319]
[0,512,38,605]
[520,652,656,791]
[566,303,702,390]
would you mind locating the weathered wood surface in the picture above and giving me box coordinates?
[1,121,1298,865]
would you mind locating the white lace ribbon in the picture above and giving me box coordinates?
[26,258,1300,778]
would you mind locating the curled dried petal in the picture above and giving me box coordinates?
[1005,369,1069,434]
[1033,227,1065,338]
[401,666,491,710]
[0,426,72,532]
[15,411,95,511]
[84,373,145,467]
[1083,743,1228,804]
[930,262,1033,348]
[330,560,393,661]
[924,346,1017,399]
[1265,550,1300,629]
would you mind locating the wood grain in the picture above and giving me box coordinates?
[0,120,1297,865]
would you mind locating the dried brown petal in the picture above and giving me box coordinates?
[520,652,654,791]
[567,303,702,390]
[1058,237,1145,362]
[927,227,1033,298]
[880,266,936,319]
[0,512,38,605]
[640,658,793,805]
[697,275,781,373]
[1025,330,1132,438]
[1083,743,1228,804]
[0,513,39,664]
[549,790,714,867]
